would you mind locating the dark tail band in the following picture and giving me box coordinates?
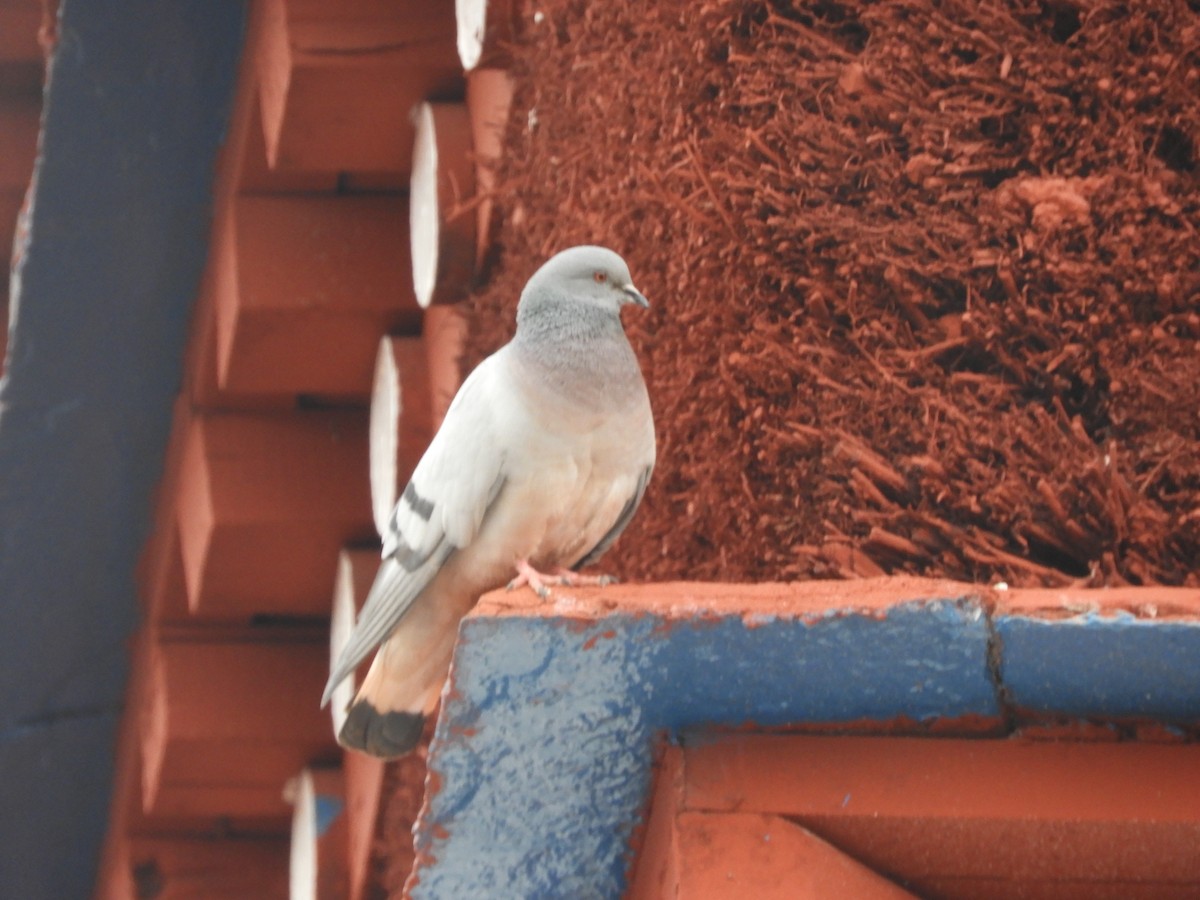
[339,701,425,759]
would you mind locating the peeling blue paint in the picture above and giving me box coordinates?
[413,592,996,899]
[417,616,655,899]
[413,592,1200,898]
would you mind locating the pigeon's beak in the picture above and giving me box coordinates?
[621,283,650,308]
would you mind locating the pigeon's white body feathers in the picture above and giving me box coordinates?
[325,247,655,757]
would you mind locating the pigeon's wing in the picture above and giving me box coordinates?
[322,355,509,705]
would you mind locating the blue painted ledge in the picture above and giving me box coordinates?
[996,588,1200,720]
[409,579,1200,899]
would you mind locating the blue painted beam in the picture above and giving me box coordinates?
[411,581,1200,899]
[0,2,243,895]
[411,580,996,899]
[996,610,1200,720]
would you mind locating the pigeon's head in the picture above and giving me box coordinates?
[520,246,649,319]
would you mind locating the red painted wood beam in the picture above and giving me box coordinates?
[0,3,45,64]
[0,93,39,190]
[0,86,40,306]
[257,0,461,175]
[683,734,1200,896]
[342,750,385,900]
[677,814,917,898]
[175,411,372,618]
[124,835,289,899]
[630,747,914,899]
[140,639,336,821]
[422,303,468,431]
[465,69,513,271]
[215,194,419,399]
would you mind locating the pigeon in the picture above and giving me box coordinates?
[323,246,656,758]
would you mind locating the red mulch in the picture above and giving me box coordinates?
[466,0,1200,589]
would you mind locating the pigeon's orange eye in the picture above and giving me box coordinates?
[593,271,607,283]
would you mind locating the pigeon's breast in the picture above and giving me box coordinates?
[441,342,653,588]
[464,392,650,580]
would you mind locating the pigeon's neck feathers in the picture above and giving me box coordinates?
[515,284,625,344]
[511,288,643,408]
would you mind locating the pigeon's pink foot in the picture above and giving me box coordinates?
[505,561,619,598]
[506,559,556,599]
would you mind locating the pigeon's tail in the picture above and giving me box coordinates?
[338,694,426,759]
[335,573,474,759]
